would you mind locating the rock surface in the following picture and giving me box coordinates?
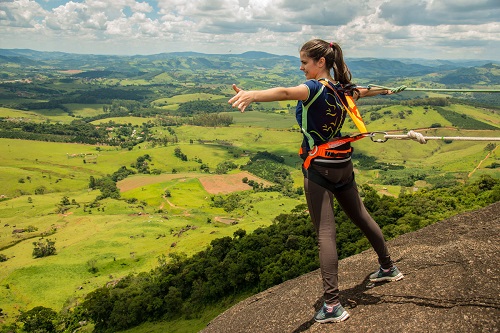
[201,202,500,333]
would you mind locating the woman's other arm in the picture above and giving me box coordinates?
[229,84,309,112]
[355,85,406,99]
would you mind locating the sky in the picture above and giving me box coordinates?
[0,0,499,60]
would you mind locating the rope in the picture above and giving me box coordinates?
[370,130,500,144]
[367,84,500,93]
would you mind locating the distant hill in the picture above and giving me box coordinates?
[0,48,70,60]
[437,63,500,85]
[1,48,498,83]
[347,58,436,79]
[0,54,39,66]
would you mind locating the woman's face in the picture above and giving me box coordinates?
[299,51,323,80]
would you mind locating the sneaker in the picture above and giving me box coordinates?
[314,302,350,323]
[369,266,404,282]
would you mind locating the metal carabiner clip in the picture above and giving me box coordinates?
[308,145,318,156]
[369,131,389,143]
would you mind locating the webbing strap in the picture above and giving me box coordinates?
[301,84,326,150]
[319,80,367,133]
[301,133,369,169]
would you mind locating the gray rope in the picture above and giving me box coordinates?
[370,130,500,144]
[367,84,500,93]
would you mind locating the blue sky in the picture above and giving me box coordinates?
[0,0,499,60]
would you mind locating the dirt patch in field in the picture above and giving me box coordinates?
[117,171,273,195]
[198,171,272,194]
[214,217,239,224]
[59,69,83,74]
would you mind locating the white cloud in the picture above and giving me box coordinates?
[130,1,153,13]
[0,0,46,28]
[380,0,500,26]
[0,0,498,60]
[44,2,88,31]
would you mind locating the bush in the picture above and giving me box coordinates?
[34,186,47,195]
[32,239,56,258]
[17,306,57,333]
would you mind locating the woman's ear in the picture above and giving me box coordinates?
[317,57,326,68]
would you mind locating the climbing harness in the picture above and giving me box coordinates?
[300,134,367,170]
[300,80,369,170]
[303,130,500,170]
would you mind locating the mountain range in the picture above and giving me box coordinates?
[1,48,499,83]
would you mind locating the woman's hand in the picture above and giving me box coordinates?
[228,84,254,113]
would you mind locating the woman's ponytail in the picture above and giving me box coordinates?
[330,42,352,85]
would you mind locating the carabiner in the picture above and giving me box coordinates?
[369,132,389,143]
[308,146,318,156]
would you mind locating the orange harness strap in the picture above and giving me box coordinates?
[301,134,370,170]
[319,80,368,133]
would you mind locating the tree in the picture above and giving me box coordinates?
[60,196,70,206]
[89,175,97,189]
[34,186,47,195]
[87,259,99,273]
[94,176,120,199]
[17,306,57,333]
[82,287,113,331]
[32,239,56,258]
[485,143,496,152]
[215,161,237,174]
[174,147,187,161]
[233,229,247,239]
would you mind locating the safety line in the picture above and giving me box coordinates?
[367,84,500,93]
[369,130,500,144]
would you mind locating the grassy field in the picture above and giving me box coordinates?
[153,93,227,105]
[0,107,50,123]
[91,116,150,126]
[0,101,499,329]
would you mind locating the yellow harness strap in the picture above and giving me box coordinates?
[319,80,367,133]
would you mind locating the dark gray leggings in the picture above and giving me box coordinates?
[304,161,393,304]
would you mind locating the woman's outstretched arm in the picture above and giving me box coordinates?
[229,84,308,112]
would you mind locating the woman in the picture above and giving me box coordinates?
[228,39,405,324]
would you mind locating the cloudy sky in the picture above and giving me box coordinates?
[0,0,499,60]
